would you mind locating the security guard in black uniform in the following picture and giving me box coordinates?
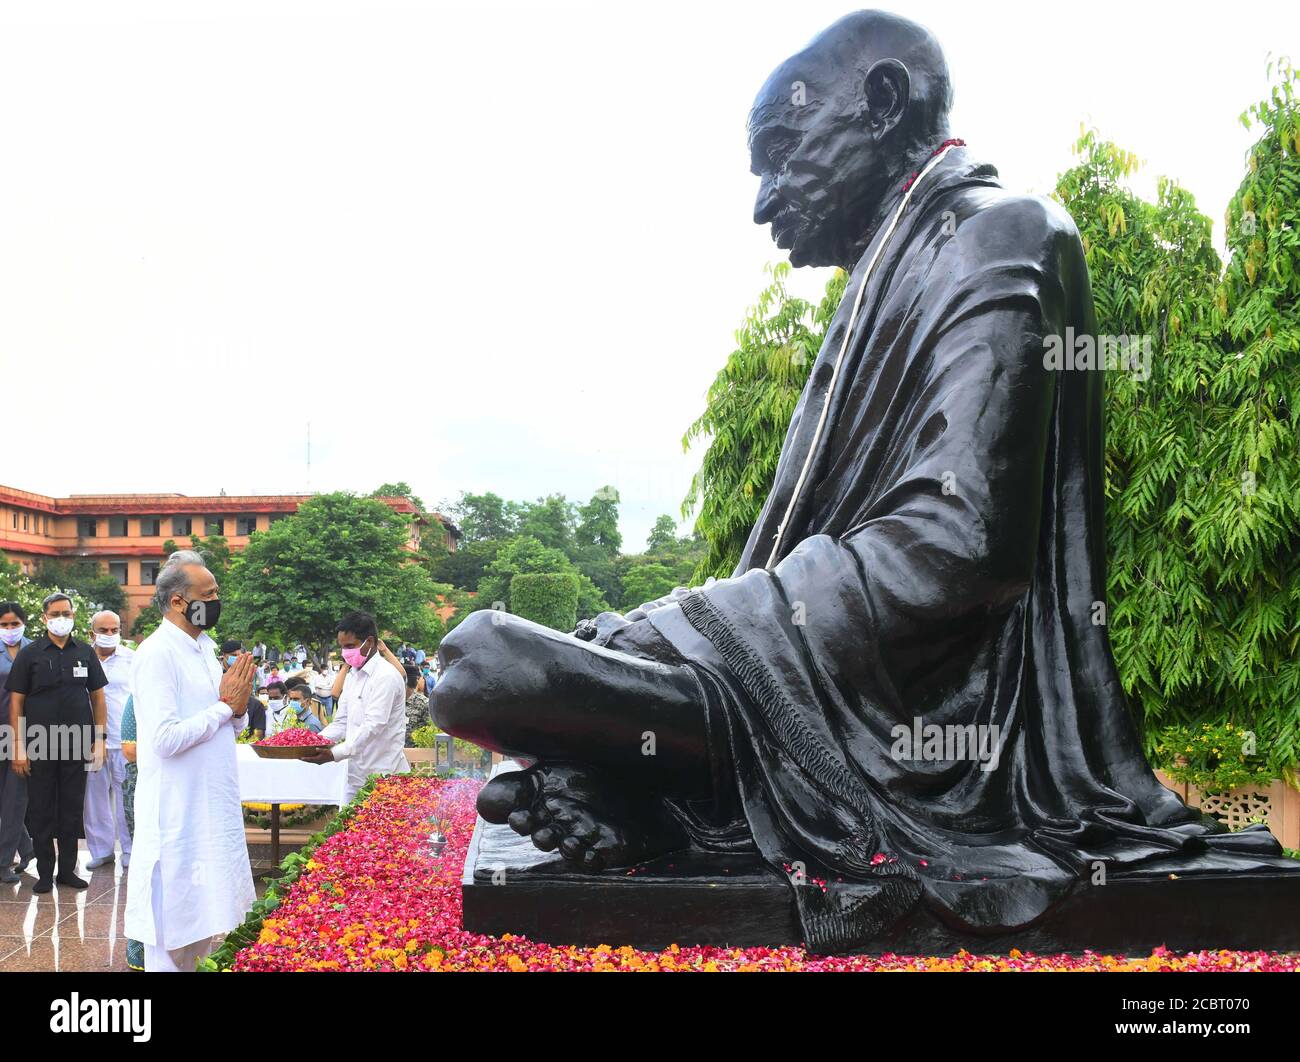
[3,593,107,892]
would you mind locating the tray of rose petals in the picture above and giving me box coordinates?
[252,728,336,759]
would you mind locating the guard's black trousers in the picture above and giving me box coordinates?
[24,756,86,881]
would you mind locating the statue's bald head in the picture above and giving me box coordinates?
[749,11,953,268]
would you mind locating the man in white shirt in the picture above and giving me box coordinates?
[303,610,407,803]
[83,610,135,870]
[310,659,337,714]
[124,550,257,972]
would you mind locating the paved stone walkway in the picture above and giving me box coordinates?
[0,843,275,972]
[0,843,132,972]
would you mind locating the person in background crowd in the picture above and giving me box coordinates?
[83,610,134,870]
[421,659,437,696]
[283,679,325,734]
[402,665,430,747]
[311,657,337,716]
[119,694,143,971]
[4,592,107,892]
[414,646,426,666]
[263,681,289,733]
[125,549,256,972]
[304,611,407,801]
[222,640,265,739]
[0,602,36,884]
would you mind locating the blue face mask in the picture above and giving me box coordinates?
[226,655,238,667]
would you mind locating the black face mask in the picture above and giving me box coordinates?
[181,597,221,630]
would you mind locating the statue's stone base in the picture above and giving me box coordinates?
[462,816,1300,954]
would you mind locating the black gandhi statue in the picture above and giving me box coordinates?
[434,10,1300,954]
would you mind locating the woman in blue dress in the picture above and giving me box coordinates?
[120,696,144,971]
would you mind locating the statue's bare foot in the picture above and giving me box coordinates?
[477,764,686,872]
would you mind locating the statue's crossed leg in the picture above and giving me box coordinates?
[432,609,710,869]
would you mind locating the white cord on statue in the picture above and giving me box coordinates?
[764,141,962,570]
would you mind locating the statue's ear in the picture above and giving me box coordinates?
[863,58,911,139]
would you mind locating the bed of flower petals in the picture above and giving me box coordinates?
[229,775,1300,972]
[255,727,334,747]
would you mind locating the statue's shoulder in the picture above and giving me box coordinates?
[957,187,1082,250]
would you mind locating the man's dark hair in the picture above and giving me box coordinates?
[42,592,73,612]
[285,678,311,698]
[403,664,420,690]
[0,601,27,623]
[266,681,286,696]
[337,610,378,641]
[219,638,241,655]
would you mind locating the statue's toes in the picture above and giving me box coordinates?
[581,847,605,872]
[559,835,587,861]
[507,809,537,835]
[531,826,561,852]
[477,770,539,824]
[557,808,602,846]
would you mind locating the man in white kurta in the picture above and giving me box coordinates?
[125,551,257,972]
[309,612,408,804]
[83,611,134,869]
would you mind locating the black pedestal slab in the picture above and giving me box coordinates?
[462,817,1300,954]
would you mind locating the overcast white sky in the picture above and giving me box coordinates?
[1,0,1293,548]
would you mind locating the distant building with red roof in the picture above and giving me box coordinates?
[0,483,458,626]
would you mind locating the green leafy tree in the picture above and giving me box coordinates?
[447,492,521,542]
[620,562,678,609]
[221,492,441,654]
[130,604,162,641]
[0,556,52,631]
[420,538,500,592]
[371,482,426,512]
[36,559,128,617]
[646,515,678,554]
[576,487,622,554]
[188,533,231,574]
[517,494,577,553]
[475,535,607,622]
[683,263,848,580]
[571,486,623,605]
[1053,60,1300,777]
[0,556,98,641]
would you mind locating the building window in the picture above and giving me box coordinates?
[10,512,15,530]
[108,517,129,537]
[172,517,192,537]
[109,561,129,585]
[140,517,161,537]
[78,517,98,538]
[268,513,287,525]
[140,560,162,586]
[236,515,258,536]
[22,512,29,531]
[205,517,225,536]
[42,516,48,534]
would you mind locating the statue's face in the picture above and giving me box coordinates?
[749,59,901,269]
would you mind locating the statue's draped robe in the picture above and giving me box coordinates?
[614,151,1292,953]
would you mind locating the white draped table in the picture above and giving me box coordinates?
[236,744,348,870]
[236,743,347,804]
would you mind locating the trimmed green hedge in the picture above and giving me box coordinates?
[510,572,579,631]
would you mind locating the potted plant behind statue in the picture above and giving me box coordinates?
[1153,722,1300,851]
